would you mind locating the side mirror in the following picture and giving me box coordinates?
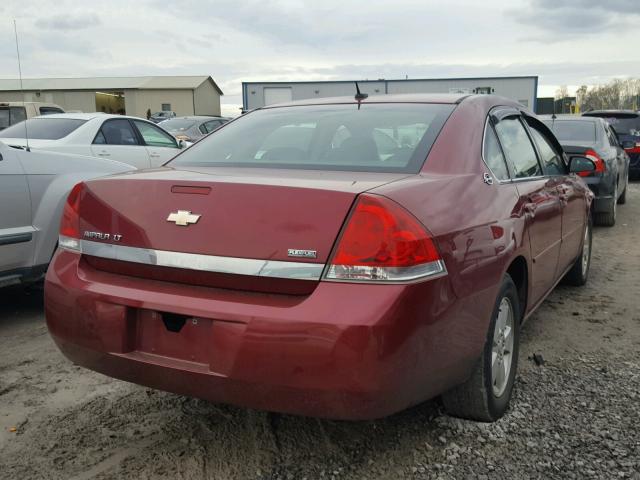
[622,140,635,150]
[178,140,186,149]
[569,155,596,175]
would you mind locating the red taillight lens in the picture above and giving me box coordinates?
[579,149,606,177]
[58,182,84,251]
[325,194,445,282]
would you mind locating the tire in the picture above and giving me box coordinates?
[594,183,617,227]
[617,180,627,205]
[442,274,521,422]
[563,217,592,286]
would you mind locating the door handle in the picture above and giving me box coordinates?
[149,152,161,158]
[97,151,111,157]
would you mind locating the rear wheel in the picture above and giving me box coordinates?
[617,178,627,205]
[563,217,592,286]
[442,274,520,422]
[594,183,617,226]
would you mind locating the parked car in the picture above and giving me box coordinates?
[149,111,176,123]
[0,101,65,130]
[541,115,629,226]
[0,141,130,288]
[159,116,230,143]
[582,110,640,178]
[0,113,186,169]
[45,94,595,422]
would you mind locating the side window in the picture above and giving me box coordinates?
[133,120,178,148]
[95,119,139,145]
[483,124,510,180]
[528,125,565,176]
[94,130,106,144]
[10,107,27,124]
[39,107,64,115]
[607,127,619,148]
[202,120,221,134]
[494,116,542,179]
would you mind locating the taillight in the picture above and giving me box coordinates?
[58,182,84,252]
[324,194,446,282]
[580,149,606,177]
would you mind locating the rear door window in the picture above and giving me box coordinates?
[483,124,510,181]
[95,119,140,145]
[201,120,222,134]
[494,116,542,178]
[133,120,178,148]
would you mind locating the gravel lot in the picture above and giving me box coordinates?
[1,183,639,480]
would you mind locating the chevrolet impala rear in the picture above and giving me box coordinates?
[45,94,592,420]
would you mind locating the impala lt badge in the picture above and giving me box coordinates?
[167,210,201,226]
[83,231,122,242]
[288,249,317,259]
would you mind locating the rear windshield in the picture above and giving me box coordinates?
[0,118,87,139]
[592,116,640,136]
[170,103,455,173]
[543,120,597,142]
[159,119,197,131]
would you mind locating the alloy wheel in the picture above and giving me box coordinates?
[491,297,515,397]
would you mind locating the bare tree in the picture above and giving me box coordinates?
[555,85,569,100]
[578,78,640,111]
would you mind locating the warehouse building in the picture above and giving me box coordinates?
[243,76,538,112]
[0,76,223,117]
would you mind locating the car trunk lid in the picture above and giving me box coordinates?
[78,167,409,294]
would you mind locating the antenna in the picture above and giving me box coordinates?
[354,82,368,101]
[13,19,29,151]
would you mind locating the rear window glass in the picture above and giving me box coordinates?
[0,118,86,139]
[543,120,597,142]
[159,119,197,131]
[170,103,455,173]
[588,115,640,136]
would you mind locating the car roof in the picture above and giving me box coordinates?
[539,115,600,122]
[262,93,473,109]
[164,116,226,121]
[28,112,144,121]
[583,109,639,117]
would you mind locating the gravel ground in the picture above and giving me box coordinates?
[1,183,639,480]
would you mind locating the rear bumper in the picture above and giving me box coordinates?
[45,250,483,420]
[583,177,616,213]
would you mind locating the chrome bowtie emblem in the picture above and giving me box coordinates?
[167,210,201,226]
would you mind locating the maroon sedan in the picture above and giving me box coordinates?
[45,94,594,421]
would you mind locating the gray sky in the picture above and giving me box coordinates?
[1,0,638,115]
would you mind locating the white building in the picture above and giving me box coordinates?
[0,76,223,117]
[242,76,538,112]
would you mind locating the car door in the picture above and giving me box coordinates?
[525,116,587,277]
[132,120,181,166]
[493,111,562,306]
[0,146,34,276]
[606,124,629,191]
[90,118,150,169]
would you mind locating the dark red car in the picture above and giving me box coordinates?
[45,94,594,421]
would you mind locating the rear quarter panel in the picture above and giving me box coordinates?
[17,149,132,266]
[372,97,531,359]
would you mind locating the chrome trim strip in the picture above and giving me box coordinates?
[70,237,325,281]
